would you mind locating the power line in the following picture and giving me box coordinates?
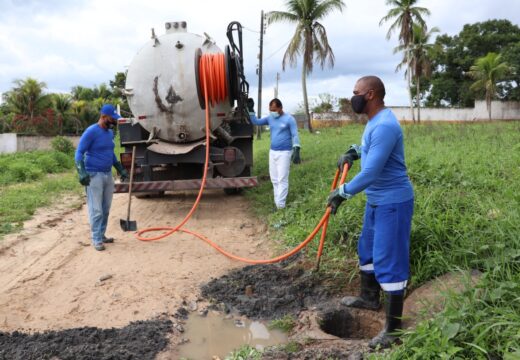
[242,26,260,33]
[264,39,291,61]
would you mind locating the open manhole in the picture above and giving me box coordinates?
[318,305,382,339]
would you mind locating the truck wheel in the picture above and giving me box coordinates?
[223,188,243,195]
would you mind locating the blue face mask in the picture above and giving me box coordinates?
[270,111,280,119]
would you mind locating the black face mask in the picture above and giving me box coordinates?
[351,92,369,114]
[105,119,116,130]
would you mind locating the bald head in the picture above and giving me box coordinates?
[357,76,386,100]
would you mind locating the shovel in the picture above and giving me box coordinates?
[120,146,137,231]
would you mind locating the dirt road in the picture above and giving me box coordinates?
[0,190,271,332]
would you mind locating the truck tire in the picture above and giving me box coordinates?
[135,191,166,199]
[223,187,243,195]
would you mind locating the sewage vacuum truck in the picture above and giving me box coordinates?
[114,21,256,195]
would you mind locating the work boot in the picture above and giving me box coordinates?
[94,243,106,251]
[102,236,114,243]
[368,292,404,349]
[340,272,381,310]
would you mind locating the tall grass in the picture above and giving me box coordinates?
[248,122,520,357]
[0,173,81,237]
[0,148,80,239]
[0,151,74,185]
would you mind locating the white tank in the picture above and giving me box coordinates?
[125,21,230,143]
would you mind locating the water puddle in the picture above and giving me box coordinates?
[176,311,288,359]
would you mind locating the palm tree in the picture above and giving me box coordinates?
[395,24,439,122]
[469,53,511,121]
[380,0,430,123]
[5,77,51,123]
[267,0,345,132]
[52,93,73,135]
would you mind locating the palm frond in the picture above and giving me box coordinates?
[312,0,346,20]
[266,10,299,25]
[282,24,304,70]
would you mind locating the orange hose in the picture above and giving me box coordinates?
[315,164,349,265]
[135,52,347,265]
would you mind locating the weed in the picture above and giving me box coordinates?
[268,314,296,333]
[225,345,262,360]
[51,136,75,154]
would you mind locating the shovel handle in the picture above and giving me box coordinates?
[126,146,136,222]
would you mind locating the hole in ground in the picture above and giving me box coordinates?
[319,306,382,339]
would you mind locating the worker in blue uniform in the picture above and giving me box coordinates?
[248,98,301,210]
[75,104,129,251]
[327,76,414,349]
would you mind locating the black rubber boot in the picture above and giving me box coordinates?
[369,292,404,349]
[340,272,381,310]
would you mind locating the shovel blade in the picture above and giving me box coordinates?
[120,219,137,232]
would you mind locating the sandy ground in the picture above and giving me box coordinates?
[0,190,272,333]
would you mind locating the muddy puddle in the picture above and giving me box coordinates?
[176,311,288,359]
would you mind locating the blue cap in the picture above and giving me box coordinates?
[100,104,121,120]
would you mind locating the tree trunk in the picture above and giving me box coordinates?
[407,66,415,123]
[302,63,313,133]
[416,76,421,123]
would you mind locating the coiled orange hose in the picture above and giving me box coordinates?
[135,52,349,265]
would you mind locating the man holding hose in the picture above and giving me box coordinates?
[327,76,414,349]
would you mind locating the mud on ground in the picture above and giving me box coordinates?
[201,261,342,320]
[0,318,172,360]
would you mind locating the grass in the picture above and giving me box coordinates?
[0,150,75,185]
[268,314,296,333]
[246,121,520,358]
[0,146,81,239]
[0,172,82,238]
[224,345,262,360]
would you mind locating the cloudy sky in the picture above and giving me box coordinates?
[1,0,519,112]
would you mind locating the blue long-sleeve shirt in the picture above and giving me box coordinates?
[75,124,118,172]
[249,113,300,151]
[343,108,413,205]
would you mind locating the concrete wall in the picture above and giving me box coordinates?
[391,106,476,122]
[311,100,520,125]
[0,134,81,154]
[0,133,17,153]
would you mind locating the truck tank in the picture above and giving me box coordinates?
[125,21,229,143]
[115,21,257,195]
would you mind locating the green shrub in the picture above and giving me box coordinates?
[6,163,44,183]
[51,136,75,154]
[51,151,74,170]
[38,154,61,173]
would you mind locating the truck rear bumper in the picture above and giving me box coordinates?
[114,176,258,193]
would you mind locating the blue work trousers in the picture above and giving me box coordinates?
[358,198,414,293]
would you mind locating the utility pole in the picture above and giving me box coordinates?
[274,72,280,98]
[256,10,265,140]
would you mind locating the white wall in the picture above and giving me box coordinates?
[0,133,17,153]
[0,134,81,154]
[312,100,520,123]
